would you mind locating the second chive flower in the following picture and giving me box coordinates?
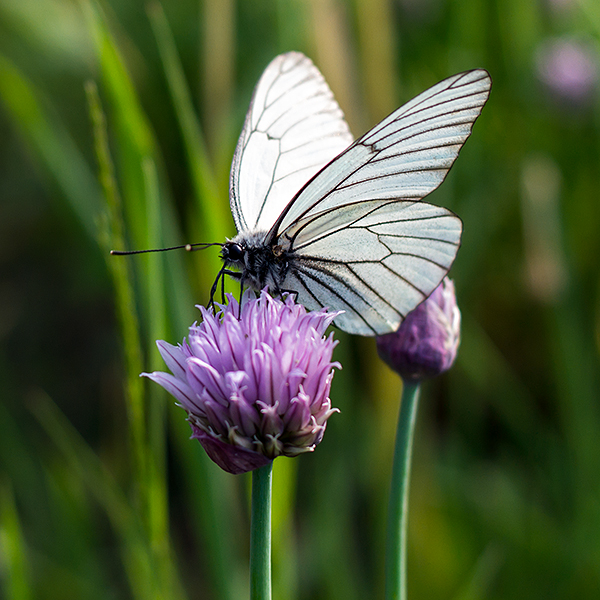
[376,277,461,382]
[143,290,341,474]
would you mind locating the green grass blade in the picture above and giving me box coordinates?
[82,0,156,249]
[82,0,197,316]
[271,459,299,600]
[85,79,147,501]
[30,392,158,600]
[0,484,33,600]
[141,156,187,600]
[0,54,101,240]
[171,418,246,600]
[148,2,230,279]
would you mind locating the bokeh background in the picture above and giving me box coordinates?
[1,0,599,598]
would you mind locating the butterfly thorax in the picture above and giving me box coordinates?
[221,231,292,292]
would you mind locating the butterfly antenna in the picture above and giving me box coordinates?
[185,242,224,252]
[110,242,223,256]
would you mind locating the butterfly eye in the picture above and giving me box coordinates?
[226,243,244,262]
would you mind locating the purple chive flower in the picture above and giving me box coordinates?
[376,278,460,382]
[143,290,340,474]
[536,38,598,105]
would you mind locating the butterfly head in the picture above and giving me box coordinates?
[219,231,291,297]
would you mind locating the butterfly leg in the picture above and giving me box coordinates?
[208,269,221,311]
[210,267,245,316]
[209,266,234,310]
[220,270,226,304]
[237,278,245,319]
[280,288,298,300]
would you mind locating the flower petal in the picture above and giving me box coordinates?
[156,340,189,382]
[142,371,202,413]
[190,423,271,474]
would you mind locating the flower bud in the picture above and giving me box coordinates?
[376,278,460,381]
[143,290,340,474]
[536,37,598,106]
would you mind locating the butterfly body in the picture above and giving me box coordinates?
[221,232,292,293]
[223,52,491,335]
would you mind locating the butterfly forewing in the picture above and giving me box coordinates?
[230,52,353,233]
[270,69,491,237]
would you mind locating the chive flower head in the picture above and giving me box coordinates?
[143,290,340,474]
[376,277,461,381]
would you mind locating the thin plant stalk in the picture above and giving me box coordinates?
[250,462,273,600]
[385,380,421,600]
[85,80,147,502]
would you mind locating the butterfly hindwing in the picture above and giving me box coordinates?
[280,199,462,335]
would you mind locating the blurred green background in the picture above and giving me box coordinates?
[1,0,599,598]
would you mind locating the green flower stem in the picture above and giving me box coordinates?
[385,380,421,600]
[250,462,273,600]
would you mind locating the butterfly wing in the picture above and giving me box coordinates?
[280,199,462,335]
[228,58,490,335]
[230,52,353,234]
[270,69,491,237]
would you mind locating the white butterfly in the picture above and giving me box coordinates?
[219,52,491,335]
